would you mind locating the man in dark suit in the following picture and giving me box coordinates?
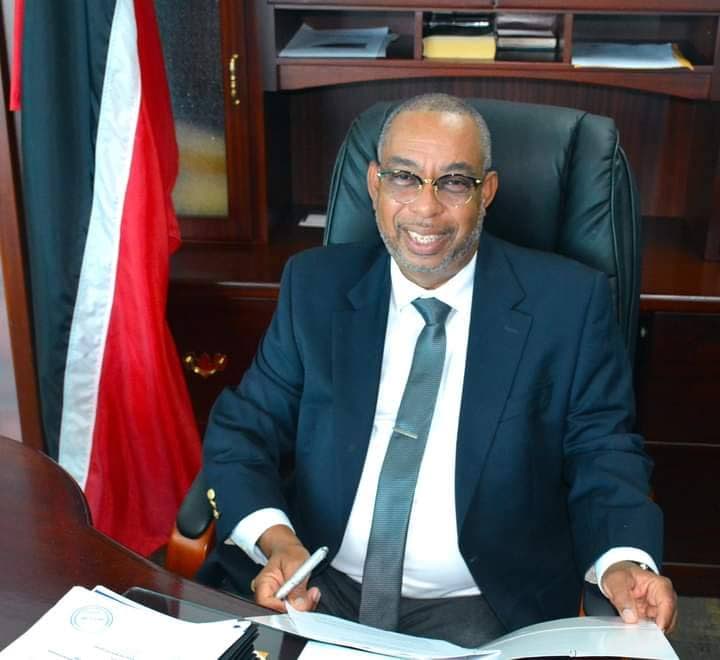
[200,94,677,645]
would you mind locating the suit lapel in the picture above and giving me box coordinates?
[455,235,532,529]
[332,251,391,528]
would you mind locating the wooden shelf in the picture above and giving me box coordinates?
[267,2,720,100]
[277,59,713,98]
[271,1,720,10]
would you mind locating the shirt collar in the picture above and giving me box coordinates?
[390,252,477,316]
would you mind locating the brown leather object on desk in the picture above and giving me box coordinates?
[0,435,302,657]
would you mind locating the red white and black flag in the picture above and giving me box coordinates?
[12,0,201,555]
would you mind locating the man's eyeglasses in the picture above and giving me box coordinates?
[377,169,483,207]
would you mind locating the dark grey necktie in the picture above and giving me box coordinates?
[358,297,451,631]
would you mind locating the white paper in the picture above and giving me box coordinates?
[299,213,327,228]
[299,641,390,659]
[482,616,678,659]
[250,607,678,660]
[250,605,496,659]
[280,24,393,59]
[572,42,688,69]
[0,586,253,660]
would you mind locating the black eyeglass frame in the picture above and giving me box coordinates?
[376,169,484,207]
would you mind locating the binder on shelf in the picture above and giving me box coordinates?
[279,23,395,59]
[423,34,497,60]
[496,48,559,63]
[495,12,558,53]
[497,35,557,50]
[495,12,558,31]
[424,12,494,36]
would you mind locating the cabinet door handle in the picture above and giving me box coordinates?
[183,352,228,379]
[228,53,241,106]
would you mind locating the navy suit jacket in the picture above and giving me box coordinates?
[202,232,662,631]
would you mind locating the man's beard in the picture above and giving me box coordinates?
[377,205,485,276]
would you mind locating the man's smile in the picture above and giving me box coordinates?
[403,227,452,255]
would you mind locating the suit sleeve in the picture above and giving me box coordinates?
[563,272,663,574]
[203,257,304,543]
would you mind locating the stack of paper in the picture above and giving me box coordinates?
[279,24,395,59]
[0,586,258,659]
[572,42,693,69]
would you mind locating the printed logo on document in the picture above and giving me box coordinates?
[70,605,114,632]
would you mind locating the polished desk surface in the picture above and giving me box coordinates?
[1,435,635,659]
[0,435,304,656]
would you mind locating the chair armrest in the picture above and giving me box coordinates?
[176,471,213,538]
[165,471,216,579]
[165,520,216,579]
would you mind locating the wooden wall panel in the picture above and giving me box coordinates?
[279,79,687,221]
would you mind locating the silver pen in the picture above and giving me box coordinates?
[274,546,329,600]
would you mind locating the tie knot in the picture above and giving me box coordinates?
[412,297,451,326]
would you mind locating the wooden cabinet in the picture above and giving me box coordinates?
[266,2,719,100]
[636,312,720,596]
[167,288,276,433]
[167,240,318,431]
[634,219,720,595]
[165,1,720,596]
[156,1,720,254]
[254,1,720,259]
[156,0,267,242]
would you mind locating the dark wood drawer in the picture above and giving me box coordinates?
[167,286,278,432]
[637,312,720,445]
[647,443,720,596]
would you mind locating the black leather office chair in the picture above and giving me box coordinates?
[325,98,640,351]
[167,99,641,616]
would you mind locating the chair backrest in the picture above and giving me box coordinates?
[324,98,641,358]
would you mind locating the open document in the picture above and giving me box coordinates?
[0,586,257,659]
[249,604,679,660]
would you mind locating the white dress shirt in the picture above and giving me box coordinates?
[229,252,656,596]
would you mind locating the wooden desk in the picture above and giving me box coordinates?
[0,435,659,659]
[0,435,305,656]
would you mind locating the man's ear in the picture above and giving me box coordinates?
[480,170,499,209]
[367,161,380,209]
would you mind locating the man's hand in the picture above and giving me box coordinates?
[251,525,321,613]
[601,560,678,633]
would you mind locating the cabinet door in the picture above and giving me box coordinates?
[636,312,720,595]
[156,0,266,242]
[167,288,277,434]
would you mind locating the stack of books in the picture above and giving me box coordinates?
[422,13,496,61]
[495,13,559,62]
